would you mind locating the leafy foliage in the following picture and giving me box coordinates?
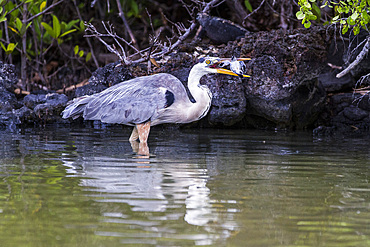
[297,0,370,35]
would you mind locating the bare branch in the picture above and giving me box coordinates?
[336,36,370,78]
[85,22,127,64]
[26,0,64,23]
[86,0,223,65]
[115,0,139,50]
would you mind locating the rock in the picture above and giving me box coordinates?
[318,71,354,92]
[23,94,49,109]
[342,106,368,121]
[317,93,370,133]
[219,28,328,129]
[74,62,133,98]
[197,13,248,44]
[32,93,68,116]
[0,106,35,130]
[313,125,335,136]
[0,90,19,113]
[0,61,19,113]
[0,61,17,92]
[204,74,246,126]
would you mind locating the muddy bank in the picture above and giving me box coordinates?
[1,27,369,134]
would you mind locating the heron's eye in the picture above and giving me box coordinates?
[205,59,211,65]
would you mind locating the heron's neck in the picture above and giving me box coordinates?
[187,65,210,103]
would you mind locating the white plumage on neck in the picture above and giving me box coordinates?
[183,63,213,121]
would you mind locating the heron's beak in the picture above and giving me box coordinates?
[215,68,250,77]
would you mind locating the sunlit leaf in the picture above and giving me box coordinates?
[78,50,84,57]
[74,45,79,55]
[8,26,18,34]
[296,11,305,20]
[85,52,92,62]
[60,29,76,38]
[351,11,359,21]
[52,15,61,38]
[40,1,46,12]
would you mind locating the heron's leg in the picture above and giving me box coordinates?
[129,126,139,142]
[136,121,151,143]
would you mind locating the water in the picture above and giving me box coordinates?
[0,126,369,247]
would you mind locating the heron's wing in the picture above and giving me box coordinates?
[82,73,182,124]
[98,89,166,124]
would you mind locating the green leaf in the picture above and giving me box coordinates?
[79,20,85,31]
[7,42,16,51]
[130,0,139,16]
[308,14,317,20]
[0,42,5,51]
[15,18,22,33]
[74,45,79,55]
[78,50,84,57]
[304,2,311,8]
[1,42,17,54]
[86,52,92,62]
[41,22,54,38]
[60,28,76,37]
[0,14,6,23]
[64,19,79,31]
[347,16,356,25]
[351,12,359,21]
[362,10,370,23]
[332,15,339,21]
[40,1,46,12]
[296,10,305,20]
[52,15,61,38]
[304,21,311,28]
[8,26,18,34]
[244,0,253,12]
[342,24,349,34]
[312,3,321,20]
[73,45,80,55]
[353,25,360,35]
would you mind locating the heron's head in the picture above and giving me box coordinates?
[196,57,250,77]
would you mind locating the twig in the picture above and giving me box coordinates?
[336,36,370,78]
[243,0,266,25]
[86,0,222,65]
[115,0,139,50]
[26,0,64,23]
[85,22,128,64]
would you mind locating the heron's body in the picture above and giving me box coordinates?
[62,57,249,146]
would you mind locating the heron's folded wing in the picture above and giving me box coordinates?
[93,88,166,125]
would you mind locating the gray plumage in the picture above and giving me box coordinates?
[62,73,193,126]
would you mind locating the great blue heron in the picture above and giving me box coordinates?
[62,57,250,146]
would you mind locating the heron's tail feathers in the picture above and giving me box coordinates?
[61,95,92,120]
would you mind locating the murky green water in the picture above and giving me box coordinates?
[0,126,369,246]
